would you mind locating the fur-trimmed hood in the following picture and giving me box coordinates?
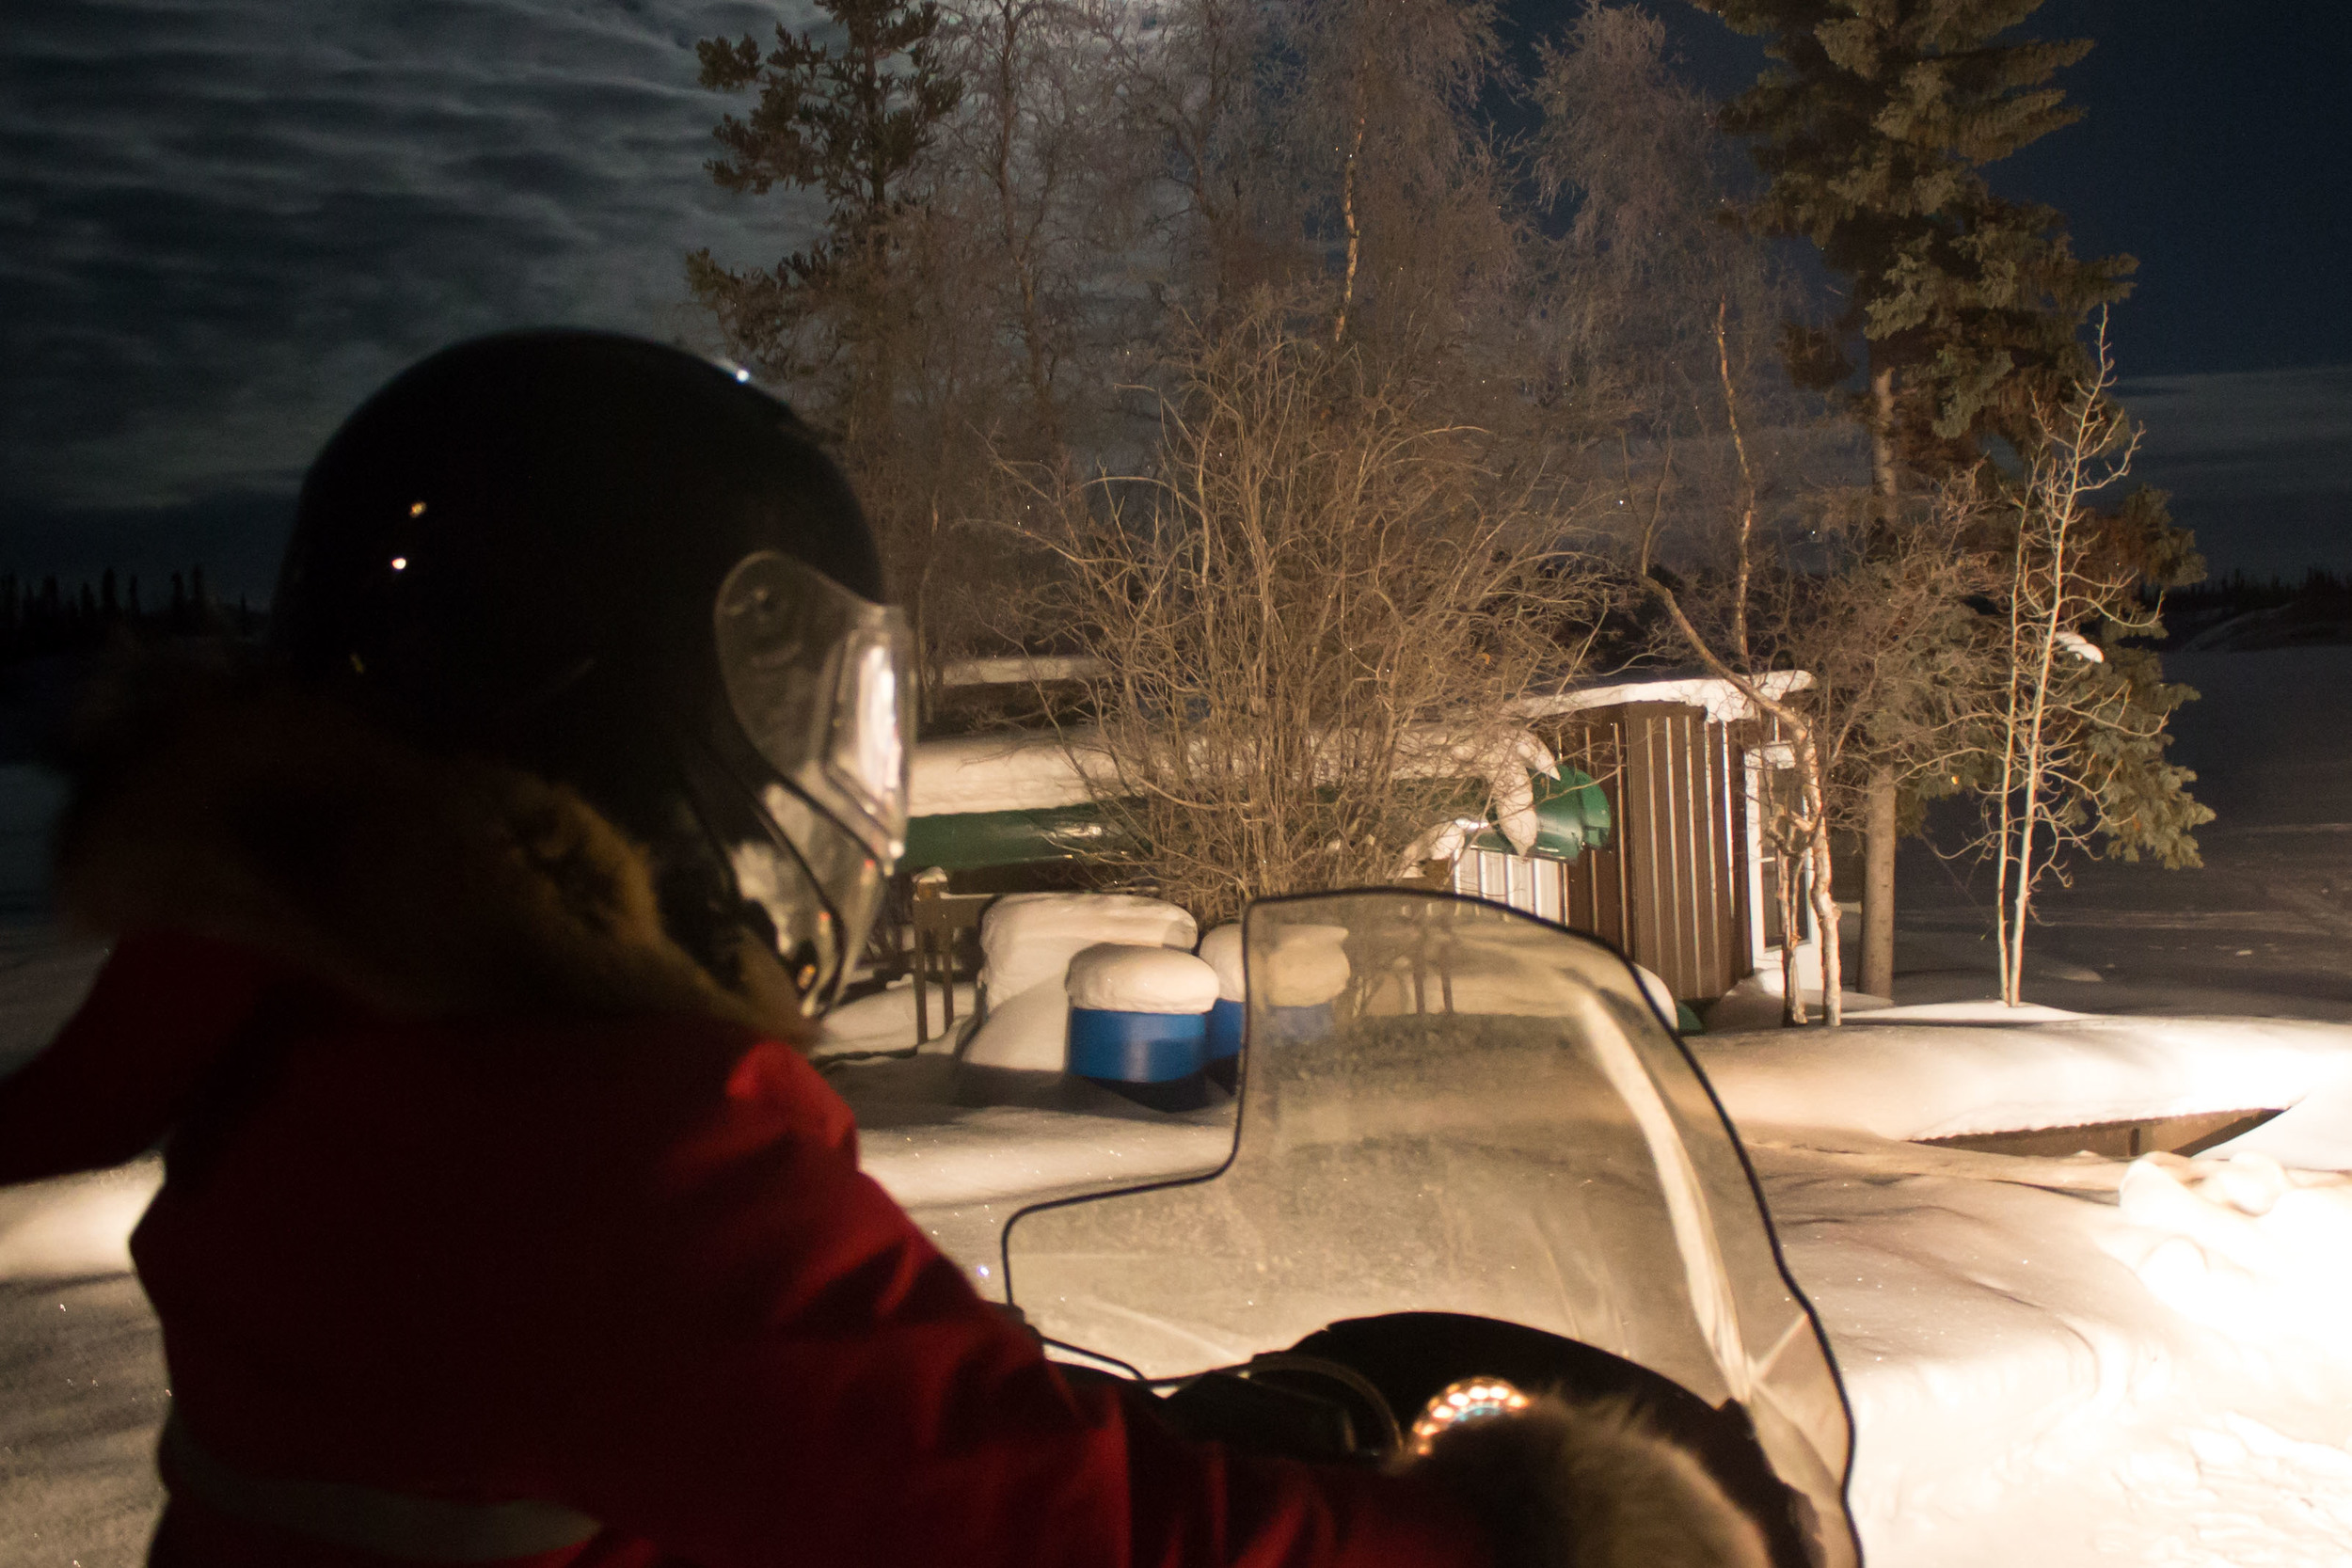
[52,656,808,1042]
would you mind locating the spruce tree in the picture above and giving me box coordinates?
[687,0,961,420]
[1692,0,2197,998]
[1694,0,2128,488]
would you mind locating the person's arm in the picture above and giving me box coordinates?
[533,1037,1491,1568]
[0,929,280,1185]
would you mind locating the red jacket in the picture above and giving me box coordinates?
[0,930,1487,1568]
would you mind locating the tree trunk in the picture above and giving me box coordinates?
[1860,767,1897,998]
[1868,364,1898,520]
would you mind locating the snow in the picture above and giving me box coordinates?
[1697,1011,2352,1149]
[978,893,1196,1001]
[910,725,1561,855]
[0,1161,159,1284]
[909,730,1114,816]
[1064,944,1218,1014]
[1257,922,1351,1007]
[1510,669,1814,726]
[1197,923,1245,1002]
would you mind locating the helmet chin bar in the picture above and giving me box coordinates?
[707,549,912,1014]
[679,729,890,1018]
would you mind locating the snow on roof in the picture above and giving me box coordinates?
[910,725,1562,851]
[1511,669,1813,725]
[937,655,1109,689]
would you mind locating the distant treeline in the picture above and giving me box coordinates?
[2163,568,2352,619]
[1,567,262,662]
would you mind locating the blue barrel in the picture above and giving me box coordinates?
[1066,1007,1209,1084]
[1204,997,1246,1063]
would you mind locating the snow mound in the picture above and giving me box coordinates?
[1700,1014,2352,1152]
[2106,1151,2352,1350]
[1065,944,1218,1014]
[1630,963,1677,1027]
[1261,923,1351,1007]
[1197,924,1244,1002]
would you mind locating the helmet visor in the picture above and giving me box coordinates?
[714,550,914,1009]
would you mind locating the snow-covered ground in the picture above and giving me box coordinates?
[11,647,2352,1565]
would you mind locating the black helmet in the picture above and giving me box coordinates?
[270,329,911,1014]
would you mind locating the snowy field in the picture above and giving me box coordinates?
[10,648,2352,1565]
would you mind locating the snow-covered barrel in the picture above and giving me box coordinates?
[1064,944,1220,1096]
[1196,925,1246,1074]
[1261,923,1351,1042]
[962,895,1197,1075]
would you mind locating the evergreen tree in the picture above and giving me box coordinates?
[1692,0,2130,490]
[1693,0,2198,997]
[687,0,962,425]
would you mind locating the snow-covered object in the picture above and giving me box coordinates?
[914,725,1559,853]
[2107,1151,2352,1349]
[959,984,1071,1072]
[1701,1010,2352,1152]
[1389,728,1557,855]
[1197,924,1245,1002]
[911,731,1114,816]
[937,655,1109,689]
[2054,627,2106,663]
[977,894,1196,1001]
[1393,817,1486,878]
[1260,923,1350,1007]
[1630,963,1677,1028]
[1065,944,1218,1015]
[1510,670,1813,727]
[963,895,1197,1073]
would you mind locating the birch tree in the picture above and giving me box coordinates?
[1967,320,2209,1004]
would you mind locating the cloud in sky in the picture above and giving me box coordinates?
[2121,367,2352,578]
[5,0,2344,594]
[2,0,819,534]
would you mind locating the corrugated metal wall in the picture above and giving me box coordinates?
[1542,704,1749,1003]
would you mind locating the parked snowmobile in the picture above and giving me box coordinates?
[999,889,1861,1568]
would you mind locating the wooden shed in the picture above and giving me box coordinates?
[1441,673,1815,1006]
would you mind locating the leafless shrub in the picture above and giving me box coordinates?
[1003,297,1606,925]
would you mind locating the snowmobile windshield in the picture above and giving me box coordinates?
[1003,891,1857,1567]
[711,550,914,1007]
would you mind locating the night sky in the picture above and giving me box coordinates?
[4,0,2347,598]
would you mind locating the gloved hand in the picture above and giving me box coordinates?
[1407,1392,1772,1568]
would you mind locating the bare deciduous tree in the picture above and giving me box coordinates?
[1958,319,2210,1004]
[1005,298,1604,924]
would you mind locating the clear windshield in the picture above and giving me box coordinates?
[1003,891,1856,1567]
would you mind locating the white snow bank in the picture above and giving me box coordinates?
[1700,1014,2352,1152]
[2211,1069,2352,1169]
[911,725,1561,854]
[815,977,977,1058]
[1198,924,1244,1002]
[0,1157,160,1282]
[1066,945,1218,1014]
[2106,1151,2352,1352]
